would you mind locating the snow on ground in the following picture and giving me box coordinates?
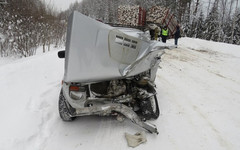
[0,38,240,150]
[35,45,65,55]
[0,57,17,66]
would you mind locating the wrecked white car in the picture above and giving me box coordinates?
[58,11,172,134]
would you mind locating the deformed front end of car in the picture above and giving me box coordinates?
[58,11,173,134]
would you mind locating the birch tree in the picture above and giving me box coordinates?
[231,0,239,43]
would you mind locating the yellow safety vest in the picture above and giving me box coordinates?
[162,29,168,36]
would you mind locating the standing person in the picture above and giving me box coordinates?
[174,25,181,48]
[161,25,168,43]
[150,28,155,40]
[149,24,156,40]
[154,27,160,40]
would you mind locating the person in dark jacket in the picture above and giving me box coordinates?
[174,25,181,47]
[161,25,168,43]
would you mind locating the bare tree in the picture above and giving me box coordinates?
[228,0,235,18]
[217,0,227,42]
[231,0,239,43]
[193,0,200,16]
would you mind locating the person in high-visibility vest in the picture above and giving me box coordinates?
[161,25,168,43]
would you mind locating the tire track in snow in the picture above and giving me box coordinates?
[157,47,236,149]
[157,72,233,150]
[192,105,233,150]
[25,81,61,150]
[92,117,128,150]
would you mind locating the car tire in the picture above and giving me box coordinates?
[140,95,160,120]
[58,89,76,121]
[150,95,160,119]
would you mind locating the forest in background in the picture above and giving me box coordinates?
[61,0,240,45]
[0,0,240,57]
[0,0,66,57]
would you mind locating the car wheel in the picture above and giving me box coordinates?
[58,89,76,121]
[140,95,160,120]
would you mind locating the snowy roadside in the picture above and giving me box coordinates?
[0,44,64,66]
[0,38,240,150]
[0,57,17,66]
[155,39,240,149]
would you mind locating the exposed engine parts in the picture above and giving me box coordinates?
[60,72,160,133]
[107,80,126,97]
[90,80,127,98]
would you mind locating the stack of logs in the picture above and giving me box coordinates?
[117,5,178,36]
[118,5,140,26]
[146,6,168,25]
[146,6,178,36]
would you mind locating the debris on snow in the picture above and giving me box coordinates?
[125,132,147,148]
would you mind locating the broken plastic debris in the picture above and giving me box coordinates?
[125,132,147,148]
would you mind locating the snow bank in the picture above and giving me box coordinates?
[178,37,240,57]
[35,45,65,55]
[0,57,17,66]
[0,51,64,150]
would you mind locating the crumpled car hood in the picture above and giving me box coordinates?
[64,11,173,83]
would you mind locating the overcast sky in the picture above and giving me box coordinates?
[44,0,82,11]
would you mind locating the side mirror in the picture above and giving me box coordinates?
[58,50,65,58]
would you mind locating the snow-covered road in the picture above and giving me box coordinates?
[0,38,240,150]
[156,41,240,150]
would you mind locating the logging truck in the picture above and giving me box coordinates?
[117,5,179,37]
